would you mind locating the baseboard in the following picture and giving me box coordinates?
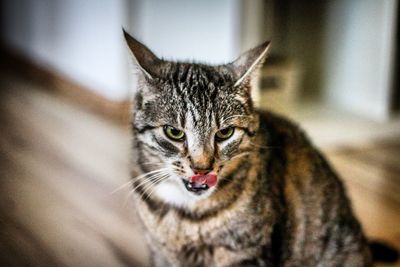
[0,46,131,125]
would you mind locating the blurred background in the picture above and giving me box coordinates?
[0,0,399,266]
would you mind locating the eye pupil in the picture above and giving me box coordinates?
[220,129,229,135]
[164,126,185,141]
[216,127,234,141]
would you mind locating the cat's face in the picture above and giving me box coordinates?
[124,30,270,207]
[133,64,259,206]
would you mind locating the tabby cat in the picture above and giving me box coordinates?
[123,30,371,267]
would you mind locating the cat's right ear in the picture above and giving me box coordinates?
[123,29,161,80]
[228,41,271,87]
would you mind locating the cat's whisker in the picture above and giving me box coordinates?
[132,168,170,181]
[140,162,165,166]
[219,151,251,165]
[110,179,134,195]
[111,167,170,194]
[139,174,170,201]
[129,166,180,196]
[130,171,170,195]
[111,172,161,195]
[231,151,251,160]
[145,175,170,201]
[249,142,280,150]
[128,166,180,196]
[218,176,235,187]
[141,175,168,200]
[123,172,169,207]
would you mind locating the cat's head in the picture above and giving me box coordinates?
[124,30,270,207]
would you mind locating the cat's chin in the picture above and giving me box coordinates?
[153,179,215,208]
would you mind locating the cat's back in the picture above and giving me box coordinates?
[257,109,336,183]
[257,110,311,150]
[257,109,354,227]
[257,110,371,266]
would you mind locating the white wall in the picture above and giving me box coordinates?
[1,0,129,101]
[126,0,241,65]
[323,0,398,120]
[1,0,244,100]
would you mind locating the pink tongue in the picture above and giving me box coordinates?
[189,174,218,187]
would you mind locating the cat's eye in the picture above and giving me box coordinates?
[215,127,235,141]
[163,126,185,141]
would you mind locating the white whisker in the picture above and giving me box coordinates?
[130,171,169,194]
[145,175,170,201]
[139,173,169,201]
[110,179,134,194]
[110,167,169,194]
[127,166,178,197]
[249,142,278,150]
[123,172,169,206]
[220,151,251,165]
[140,162,164,166]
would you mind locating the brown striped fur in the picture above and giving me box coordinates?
[124,30,371,267]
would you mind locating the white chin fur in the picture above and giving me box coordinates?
[153,179,211,207]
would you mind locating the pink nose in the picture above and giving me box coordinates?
[192,169,211,175]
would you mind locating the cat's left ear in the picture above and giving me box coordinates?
[123,28,163,80]
[228,41,271,87]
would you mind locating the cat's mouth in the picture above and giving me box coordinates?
[182,179,210,195]
[181,174,217,195]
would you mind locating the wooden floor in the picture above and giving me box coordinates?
[0,72,399,266]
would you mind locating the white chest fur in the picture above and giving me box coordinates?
[153,180,197,207]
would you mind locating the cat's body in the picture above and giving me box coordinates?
[133,111,370,267]
[124,30,371,267]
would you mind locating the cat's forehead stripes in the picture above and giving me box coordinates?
[167,63,231,89]
[148,63,247,130]
[130,45,260,143]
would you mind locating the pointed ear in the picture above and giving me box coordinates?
[123,28,162,79]
[228,41,271,87]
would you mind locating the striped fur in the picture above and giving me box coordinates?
[124,31,371,267]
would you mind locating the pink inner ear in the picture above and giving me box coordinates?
[190,174,218,187]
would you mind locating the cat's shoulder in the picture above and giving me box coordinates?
[257,109,311,148]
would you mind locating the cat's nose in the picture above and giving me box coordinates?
[191,168,211,175]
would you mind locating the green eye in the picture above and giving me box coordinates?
[216,127,235,141]
[164,126,185,141]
